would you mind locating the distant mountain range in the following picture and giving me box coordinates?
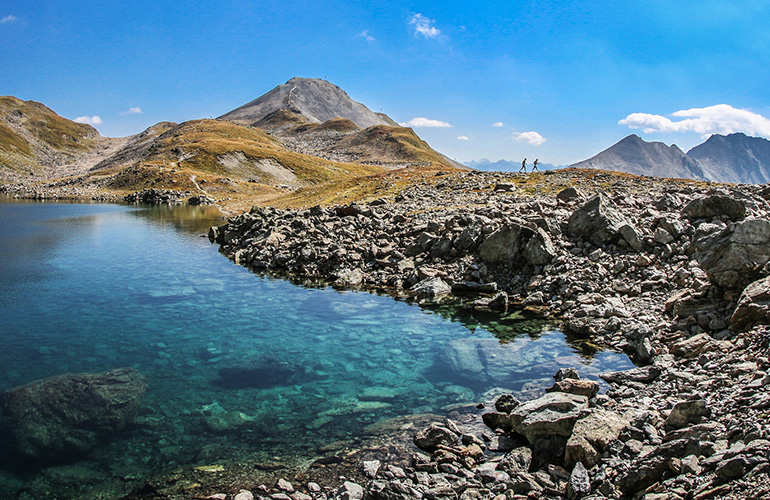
[571,133,770,184]
[464,158,565,172]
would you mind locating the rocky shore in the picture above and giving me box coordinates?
[200,169,770,499]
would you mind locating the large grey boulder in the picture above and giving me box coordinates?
[479,222,556,266]
[567,194,633,246]
[413,424,459,452]
[0,368,147,460]
[479,223,526,263]
[522,228,557,265]
[691,218,770,290]
[731,275,770,332]
[682,195,746,221]
[411,277,451,297]
[565,409,629,469]
[508,393,589,443]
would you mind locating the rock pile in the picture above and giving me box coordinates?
[206,169,770,497]
[124,188,186,204]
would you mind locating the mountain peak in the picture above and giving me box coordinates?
[571,134,703,180]
[219,77,396,130]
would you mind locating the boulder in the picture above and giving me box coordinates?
[670,333,728,358]
[479,223,526,263]
[556,187,585,203]
[567,194,633,247]
[665,400,710,430]
[599,366,661,385]
[567,462,591,499]
[509,393,589,444]
[411,277,451,298]
[565,409,629,469]
[0,368,147,460]
[335,268,365,287]
[522,228,557,265]
[496,446,532,474]
[731,275,770,332]
[546,379,600,398]
[413,424,458,452]
[682,195,746,221]
[691,218,770,290]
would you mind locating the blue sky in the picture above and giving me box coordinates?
[1,1,769,165]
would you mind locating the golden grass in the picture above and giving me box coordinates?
[143,119,383,183]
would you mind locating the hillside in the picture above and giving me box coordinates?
[571,134,705,180]
[687,132,770,184]
[1,77,467,210]
[0,96,115,180]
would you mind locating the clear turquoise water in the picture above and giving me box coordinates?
[0,198,632,498]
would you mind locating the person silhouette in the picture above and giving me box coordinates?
[532,159,539,172]
[519,158,527,173]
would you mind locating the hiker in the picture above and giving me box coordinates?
[519,158,527,173]
[532,159,539,172]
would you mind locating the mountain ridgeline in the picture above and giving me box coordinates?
[0,78,463,208]
[571,133,770,184]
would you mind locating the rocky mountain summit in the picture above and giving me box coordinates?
[204,169,770,499]
[688,133,770,184]
[571,135,705,181]
[573,133,770,184]
[220,77,398,130]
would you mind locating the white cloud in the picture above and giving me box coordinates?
[120,107,143,116]
[1,15,18,24]
[400,117,452,128]
[457,136,469,141]
[493,122,504,127]
[514,131,546,146]
[619,104,770,138]
[358,30,375,42]
[408,13,440,38]
[74,115,103,125]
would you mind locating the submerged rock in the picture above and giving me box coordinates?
[0,368,147,460]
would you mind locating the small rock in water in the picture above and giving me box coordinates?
[277,478,294,492]
[362,460,380,478]
[233,490,254,500]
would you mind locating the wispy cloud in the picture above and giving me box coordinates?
[514,131,546,146]
[357,30,375,42]
[1,15,18,24]
[74,115,103,125]
[408,13,440,38]
[400,117,452,128]
[493,122,504,128]
[619,104,770,138]
[457,136,469,141]
[120,107,143,116]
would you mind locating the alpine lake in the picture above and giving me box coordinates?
[0,197,632,499]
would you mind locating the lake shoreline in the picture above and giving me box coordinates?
[202,169,770,499]
[3,169,770,498]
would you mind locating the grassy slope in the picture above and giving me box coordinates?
[137,119,382,182]
[335,125,454,166]
[0,96,98,172]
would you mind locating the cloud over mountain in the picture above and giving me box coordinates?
[74,115,103,125]
[620,104,770,138]
[400,117,452,128]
